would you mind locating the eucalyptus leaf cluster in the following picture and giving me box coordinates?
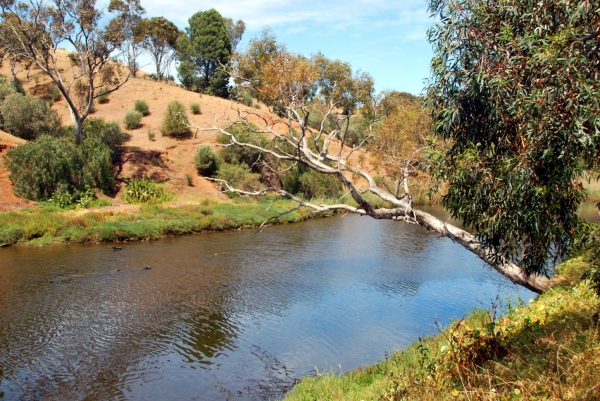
[426,0,600,275]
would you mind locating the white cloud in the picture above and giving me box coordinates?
[137,0,429,32]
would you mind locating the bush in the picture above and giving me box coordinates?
[0,93,61,139]
[50,85,62,102]
[281,164,343,199]
[96,88,109,104]
[216,123,267,168]
[190,103,201,115]
[161,100,189,136]
[134,99,150,116]
[193,145,219,176]
[123,110,143,129]
[120,178,172,204]
[4,135,115,200]
[215,163,261,192]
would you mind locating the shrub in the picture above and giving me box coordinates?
[0,93,61,139]
[215,163,261,192]
[190,103,201,115]
[216,123,267,168]
[120,178,172,204]
[134,99,150,116]
[161,100,189,136]
[4,135,115,200]
[281,164,343,199]
[148,130,155,141]
[193,145,219,176]
[96,88,109,104]
[49,85,62,102]
[123,110,143,129]
[185,174,193,186]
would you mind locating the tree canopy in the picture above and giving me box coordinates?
[139,16,180,81]
[426,0,600,276]
[0,0,134,142]
[177,9,232,97]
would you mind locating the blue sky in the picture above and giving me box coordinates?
[128,0,434,95]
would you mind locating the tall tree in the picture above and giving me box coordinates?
[108,0,145,77]
[426,0,600,276]
[0,0,133,142]
[176,8,232,97]
[139,16,179,82]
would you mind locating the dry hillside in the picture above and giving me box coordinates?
[0,50,374,213]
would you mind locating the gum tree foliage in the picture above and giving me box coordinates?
[139,16,180,82]
[195,31,554,293]
[176,8,232,97]
[223,17,245,52]
[426,0,600,276]
[108,0,145,77]
[0,0,133,142]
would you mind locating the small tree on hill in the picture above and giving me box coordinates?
[139,17,180,82]
[0,0,134,143]
[108,0,146,77]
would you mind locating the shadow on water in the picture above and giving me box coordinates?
[0,210,535,400]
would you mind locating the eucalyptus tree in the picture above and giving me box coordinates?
[189,32,552,293]
[108,0,145,77]
[139,16,180,81]
[0,0,133,142]
[223,17,245,52]
[426,0,600,277]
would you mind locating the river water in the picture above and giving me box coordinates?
[0,213,539,400]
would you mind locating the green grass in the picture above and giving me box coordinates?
[0,197,331,246]
[284,257,600,401]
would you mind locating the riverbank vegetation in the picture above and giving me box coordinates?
[285,257,600,400]
[0,197,330,246]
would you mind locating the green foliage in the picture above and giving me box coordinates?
[0,198,318,245]
[49,85,62,102]
[190,102,201,115]
[193,144,219,176]
[281,164,343,199]
[120,178,172,204]
[147,130,155,141]
[96,88,109,104]
[49,186,109,209]
[176,9,232,97]
[123,110,143,129]
[215,163,261,192]
[134,99,149,116]
[139,17,180,81]
[0,92,61,139]
[4,134,114,201]
[160,100,189,136]
[216,123,267,167]
[185,173,193,186]
[426,0,600,275]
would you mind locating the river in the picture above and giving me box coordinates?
[0,212,544,400]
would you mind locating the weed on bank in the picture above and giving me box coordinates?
[0,198,327,246]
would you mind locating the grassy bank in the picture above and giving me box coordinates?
[284,258,600,400]
[0,197,329,246]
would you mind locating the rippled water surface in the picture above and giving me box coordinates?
[0,214,534,400]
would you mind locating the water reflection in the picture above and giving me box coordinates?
[0,214,534,400]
